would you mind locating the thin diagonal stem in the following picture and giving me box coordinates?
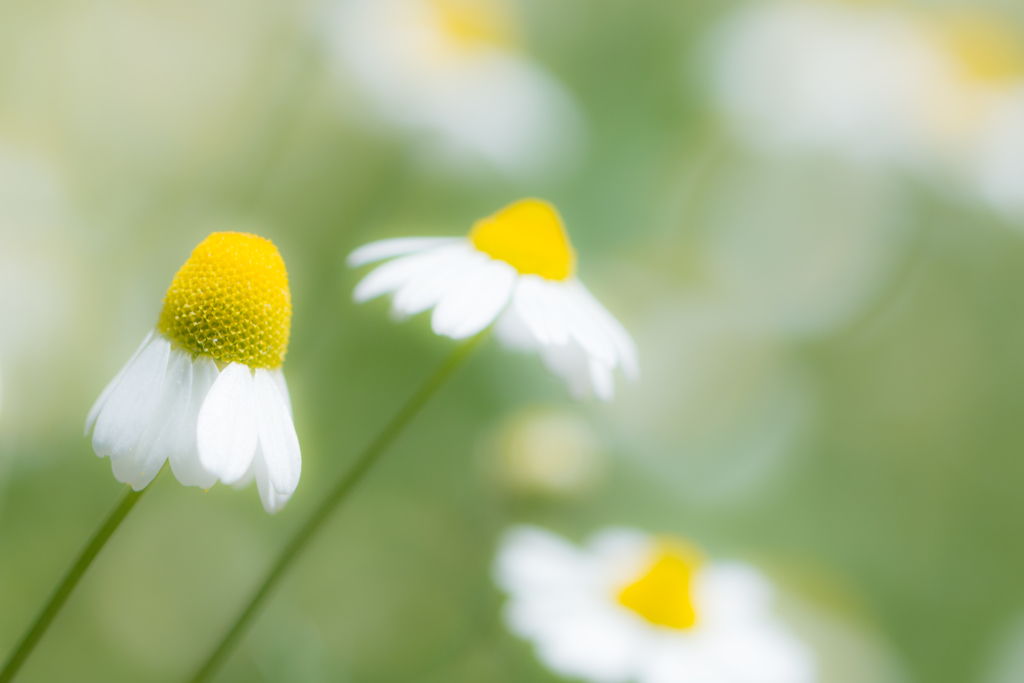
[189,335,484,683]
[0,484,148,682]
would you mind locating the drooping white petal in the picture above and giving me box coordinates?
[539,342,592,400]
[232,458,257,489]
[254,368,301,500]
[390,248,487,317]
[253,444,293,514]
[111,348,193,490]
[168,355,220,489]
[353,245,466,303]
[196,362,258,484]
[271,368,293,418]
[347,236,460,267]
[570,280,640,381]
[512,275,570,346]
[85,330,154,435]
[556,284,618,368]
[431,260,517,339]
[588,358,615,403]
[493,305,542,352]
[92,334,171,459]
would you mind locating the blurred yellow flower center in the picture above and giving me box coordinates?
[158,232,292,369]
[470,199,576,281]
[429,0,517,50]
[618,542,703,630]
[940,15,1024,83]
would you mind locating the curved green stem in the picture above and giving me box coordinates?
[189,335,484,683]
[0,484,148,682]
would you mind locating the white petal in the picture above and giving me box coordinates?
[493,305,541,352]
[232,457,257,489]
[92,335,171,459]
[168,355,220,489]
[390,248,486,317]
[254,445,293,514]
[85,330,154,435]
[353,246,463,303]
[272,368,293,418]
[431,260,517,339]
[533,612,641,683]
[196,362,258,484]
[570,280,639,381]
[347,236,460,267]
[704,625,816,683]
[111,349,193,490]
[494,526,589,594]
[512,276,570,346]
[557,284,618,367]
[254,368,301,498]
[695,562,775,626]
[588,358,615,402]
[540,343,592,400]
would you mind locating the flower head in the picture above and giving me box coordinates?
[86,232,301,513]
[709,1,1024,216]
[495,526,816,683]
[328,0,583,179]
[348,199,638,401]
[158,232,291,368]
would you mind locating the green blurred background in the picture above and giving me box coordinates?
[1,0,1024,681]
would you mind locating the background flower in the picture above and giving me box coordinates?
[495,525,816,683]
[326,0,585,180]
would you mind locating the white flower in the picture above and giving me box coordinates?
[709,2,1024,217]
[327,0,583,179]
[85,232,301,513]
[348,199,638,401]
[495,526,816,683]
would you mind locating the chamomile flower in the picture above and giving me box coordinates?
[328,0,583,179]
[495,526,816,683]
[709,2,1024,217]
[348,199,638,401]
[85,232,300,513]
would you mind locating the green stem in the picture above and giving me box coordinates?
[0,484,148,682]
[189,335,484,683]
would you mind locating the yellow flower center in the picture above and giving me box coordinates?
[617,541,703,630]
[469,199,576,281]
[157,232,291,369]
[428,0,517,50]
[939,14,1024,84]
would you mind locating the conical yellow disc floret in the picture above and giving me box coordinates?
[939,14,1024,83]
[158,232,291,369]
[469,199,576,281]
[617,540,704,630]
[429,0,518,50]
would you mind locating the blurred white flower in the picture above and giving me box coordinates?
[709,1,1024,218]
[486,408,603,496]
[0,146,94,438]
[86,233,300,513]
[349,199,638,401]
[495,526,816,683]
[328,0,584,179]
